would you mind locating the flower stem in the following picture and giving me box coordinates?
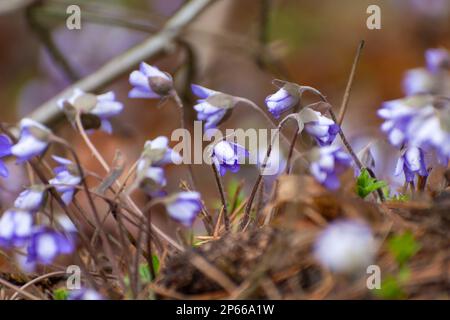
[211,163,230,231]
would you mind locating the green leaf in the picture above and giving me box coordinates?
[388,231,420,267]
[374,275,406,300]
[53,288,69,300]
[356,169,387,199]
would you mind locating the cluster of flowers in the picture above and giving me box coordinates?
[378,48,450,184]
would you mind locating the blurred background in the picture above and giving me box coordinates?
[0,0,449,229]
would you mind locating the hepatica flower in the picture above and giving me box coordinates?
[14,185,46,212]
[0,209,33,247]
[395,146,428,183]
[49,156,81,205]
[58,89,123,134]
[314,219,376,274]
[68,288,103,300]
[164,191,202,227]
[309,146,352,190]
[192,84,235,130]
[11,118,51,162]
[425,48,449,73]
[141,136,182,166]
[0,134,12,178]
[402,68,436,96]
[129,62,173,99]
[27,227,74,265]
[136,162,167,197]
[211,140,249,176]
[304,110,340,146]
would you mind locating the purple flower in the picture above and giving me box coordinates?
[304,110,340,146]
[14,185,46,212]
[49,156,81,205]
[11,118,51,162]
[0,134,12,178]
[402,68,436,96]
[165,191,202,227]
[129,62,173,99]
[27,227,74,265]
[314,219,376,273]
[425,48,449,73]
[192,84,233,130]
[395,146,428,183]
[68,288,103,300]
[265,88,299,118]
[58,89,123,134]
[0,209,33,247]
[142,136,182,166]
[310,146,352,190]
[211,141,249,176]
[136,161,167,197]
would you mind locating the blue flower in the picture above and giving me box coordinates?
[395,146,428,183]
[14,185,46,212]
[136,161,167,197]
[191,84,232,130]
[129,62,173,99]
[27,227,74,265]
[142,136,182,166]
[68,288,103,300]
[304,110,340,146]
[49,156,81,205]
[0,209,33,248]
[402,68,435,96]
[165,191,202,227]
[0,134,12,178]
[425,48,449,73]
[310,146,352,190]
[58,89,123,134]
[11,118,51,162]
[265,88,299,118]
[314,219,376,273]
[211,140,249,176]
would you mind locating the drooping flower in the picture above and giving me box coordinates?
[395,146,428,183]
[14,185,46,212]
[192,84,235,130]
[68,288,103,300]
[49,156,81,205]
[164,191,202,227]
[27,227,74,265]
[141,136,182,166]
[0,134,12,178]
[402,68,436,96]
[304,111,340,146]
[211,140,249,176]
[265,87,300,119]
[425,48,449,73]
[11,118,51,162]
[314,219,376,273]
[309,146,352,190]
[135,162,167,197]
[58,89,123,134]
[129,62,173,99]
[0,209,33,247]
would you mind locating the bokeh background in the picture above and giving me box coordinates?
[0,0,449,230]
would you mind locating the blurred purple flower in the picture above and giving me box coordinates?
[27,227,74,265]
[192,84,231,130]
[49,156,81,205]
[142,136,182,166]
[68,288,103,300]
[0,134,12,178]
[211,140,249,176]
[395,146,428,183]
[265,88,299,119]
[0,209,33,248]
[402,68,436,96]
[129,63,173,99]
[136,161,167,197]
[314,219,376,273]
[304,111,340,146]
[14,185,46,212]
[11,119,51,162]
[310,146,352,190]
[425,48,449,73]
[165,191,202,227]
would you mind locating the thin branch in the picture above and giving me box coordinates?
[337,40,364,126]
